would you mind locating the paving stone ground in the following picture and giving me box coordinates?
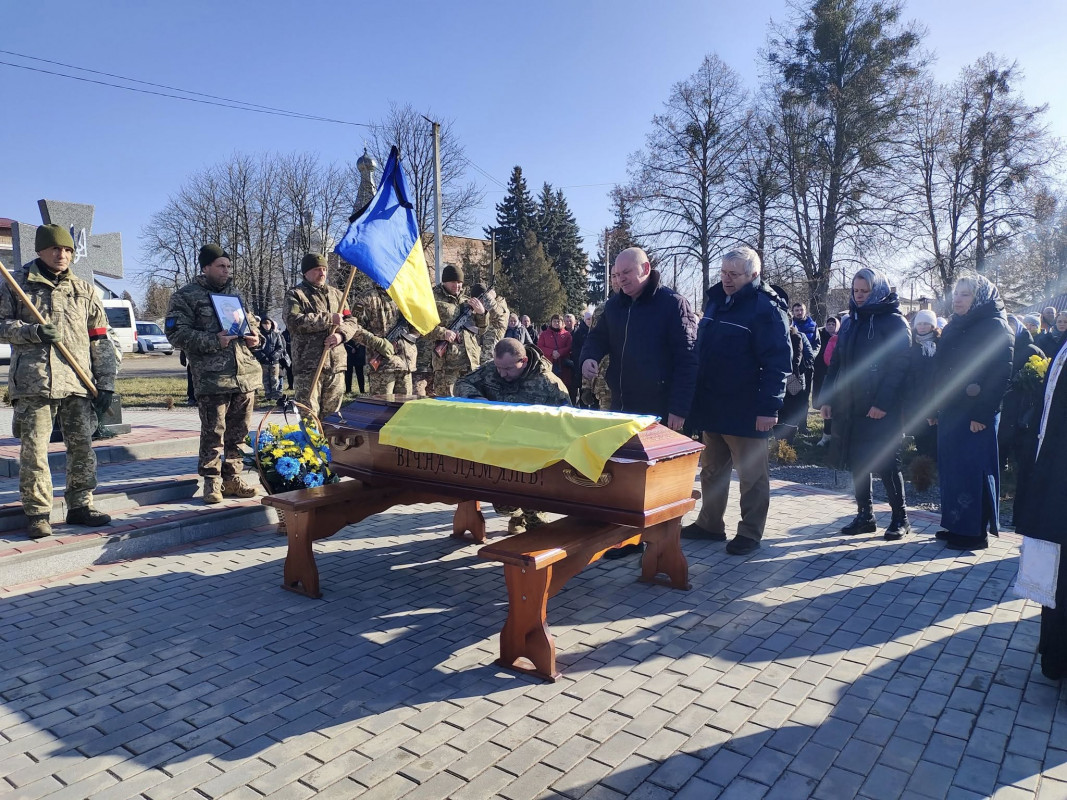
[1,477,1066,800]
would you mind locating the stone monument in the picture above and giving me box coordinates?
[9,199,129,437]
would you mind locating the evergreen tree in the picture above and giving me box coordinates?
[488,166,537,277]
[537,184,589,313]
[499,231,566,325]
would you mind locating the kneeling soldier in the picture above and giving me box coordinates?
[0,224,117,539]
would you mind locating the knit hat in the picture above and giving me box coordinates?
[198,244,229,268]
[301,253,328,273]
[35,224,75,252]
[1024,314,1041,328]
[441,263,463,283]
[914,309,937,329]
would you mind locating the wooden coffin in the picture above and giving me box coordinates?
[323,396,703,528]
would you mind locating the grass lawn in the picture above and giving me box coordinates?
[113,377,366,410]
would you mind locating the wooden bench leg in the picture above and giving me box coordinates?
[497,564,559,681]
[282,510,322,599]
[639,517,691,590]
[451,500,486,543]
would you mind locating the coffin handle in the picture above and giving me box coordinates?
[562,468,612,488]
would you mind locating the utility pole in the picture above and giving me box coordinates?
[604,227,611,301]
[673,254,678,288]
[423,116,444,282]
[490,229,496,286]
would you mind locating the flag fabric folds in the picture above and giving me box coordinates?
[379,398,659,481]
[334,147,440,335]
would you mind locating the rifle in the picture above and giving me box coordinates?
[368,314,417,371]
[434,287,495,358]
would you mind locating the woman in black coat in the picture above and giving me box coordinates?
[933,274,1013,551]
[821,268,912,539]
[1013,343,1067,679]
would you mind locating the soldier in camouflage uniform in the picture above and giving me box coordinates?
[412,336,434,397]
[474,284,509,366]
[0,225,118,539]
[286,254,393,417]
[454,338,570,533]
[351,285,415,396]
[166,244,262,504]
[427,264,487,396]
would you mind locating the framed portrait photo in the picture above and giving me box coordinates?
[210,293,251,336]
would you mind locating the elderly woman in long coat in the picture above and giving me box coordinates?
[932,274,1013,551]
[821,268,912,540]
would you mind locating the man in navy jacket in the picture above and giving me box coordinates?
[580,246,698,559]
[684,247,792,555]
[579,247,698,430]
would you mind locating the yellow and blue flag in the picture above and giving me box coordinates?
[334,147,440,334]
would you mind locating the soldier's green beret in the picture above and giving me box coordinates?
[301,253,328,273]
[198,244,229,268]
[35,224,75,252]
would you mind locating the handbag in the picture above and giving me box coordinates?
[786,373,806,396]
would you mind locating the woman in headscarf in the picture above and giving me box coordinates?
[821,268,912,539]
[904,309,941,460]
[1013,335,1067,679]
[932,273,1013,551]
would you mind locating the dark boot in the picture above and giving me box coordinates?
[842,508,877,535]
[884,470,910,540]
[65,507,111,527]
[885,512,911,540]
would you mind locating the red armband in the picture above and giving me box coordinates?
[88,327,108,341]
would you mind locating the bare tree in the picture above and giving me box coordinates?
[624,54,749,293]
[369,103,484,244]
[900,56,1058,297]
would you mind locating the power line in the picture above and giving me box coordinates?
[0,53,373,127]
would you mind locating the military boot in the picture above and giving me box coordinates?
[507,513,526,535]
[26,515,52,540]
[221,475,257,499]
[841,508,877,535]
[66,507,112,526]
[204,478,223,505]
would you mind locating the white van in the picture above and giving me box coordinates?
[102,299,137,353]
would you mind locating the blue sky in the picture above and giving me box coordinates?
[3,0,1065,301]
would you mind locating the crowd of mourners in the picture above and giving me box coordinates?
[4,230,1066,681]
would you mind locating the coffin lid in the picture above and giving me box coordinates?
[324,395,703,464]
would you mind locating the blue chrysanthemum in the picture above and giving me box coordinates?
[275,456,300,480]
[320,445,331,461]
[303,471,325,488]
[285,430,311,447]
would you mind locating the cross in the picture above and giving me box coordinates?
[11,199,124,285]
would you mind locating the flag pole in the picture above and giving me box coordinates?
[308,261,360,399]
[0,261,98,398]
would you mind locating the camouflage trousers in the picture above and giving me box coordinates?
[432,368,470,398]
[294,370,345,419]
[364,367,412,396]
[16,395,97,517]
[412,371,433,397]
[261,363,282,398]
[493,504,545,526]
[197,391,255,479]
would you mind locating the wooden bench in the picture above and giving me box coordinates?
[262,480,474,598]
[478,513,691,681]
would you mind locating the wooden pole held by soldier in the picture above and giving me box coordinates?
[308,260,360,397]
[0,260,99,398]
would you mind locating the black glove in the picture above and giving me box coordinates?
[92,390,114,418]
[38,323,62,343]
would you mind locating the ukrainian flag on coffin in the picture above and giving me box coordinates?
[334,146,440,334]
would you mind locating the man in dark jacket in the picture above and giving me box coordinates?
[255,317,286,400]
[791,302,820,432]
[683,247,792,555]
[579,246,698,559]
[579,247,698,429]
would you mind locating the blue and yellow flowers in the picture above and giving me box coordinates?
[245,418,340,493]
